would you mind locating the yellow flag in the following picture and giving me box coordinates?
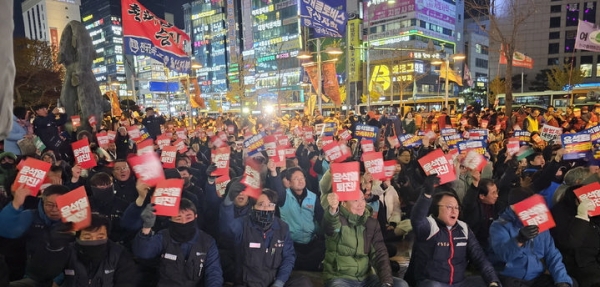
[439,65,463,86]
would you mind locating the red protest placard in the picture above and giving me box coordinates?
[173,139,188,153]
[55,186,91,231]
[156,135,171,150]
[339,129,352,141]
[107,131,117,142]
[271,146,286,167]
[285,147,296,158]
[512,194,556,233]
[241,161,262,199]
[330,161,362,201]
[362,152,385,180]
[383,160,396,180]
[211,147,230,176]
[160,146,178,169]
[264,135,277,156]
[12,158,52,196]
[210,135,228,148]
[481,119,488,129]
[128,153,165,187]
[71,116,81,128]
[88,116,97,127]
[574,182,600,217]
[361,139,375,153]
[72,138,97,169]
[321,136,334,147]
[462,149,487,171]
[227,125,235,135]
[137,139,155,155]
[387,136,400,148]
[277,135,290,147]
[127,126,141,141]
[175,128,187,140]
[151,179,184,217]
[418,149,456,185]
[323,141,344,163]
[97,132,109,149]
[215,174,231,197]
[303,127,314,143]
[507,138,520,156]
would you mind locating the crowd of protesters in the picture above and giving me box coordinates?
[0,101,599,287]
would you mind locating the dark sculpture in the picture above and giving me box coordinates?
[58,20,109,132]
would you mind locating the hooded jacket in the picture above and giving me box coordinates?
[5,115,28,155]
[489,207,572,285]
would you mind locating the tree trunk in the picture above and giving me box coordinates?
[505,49,514,135]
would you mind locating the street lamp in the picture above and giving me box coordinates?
[297,38,343,115]
[431,52,465,110]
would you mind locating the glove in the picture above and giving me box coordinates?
[48,222,74,250]
[141,204,156,229]
[576,198,594,221]
[555,283,570,287]
[517,225,539,243]
[423,174,440,196]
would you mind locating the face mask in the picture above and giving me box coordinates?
[249,209,275,230]
[169,221,196,243]
[91,186,114,203]
[0,163,14,170]
[76,238,108,264]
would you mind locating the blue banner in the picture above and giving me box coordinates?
[354,124,378,141]
[300,0,347,38]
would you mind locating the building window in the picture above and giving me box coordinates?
[583,2,596,22]
[551,5,561,13]
[547,58,559,65]
[549,43,560,54]
[581,55,593,77]
[565,38,575,52]
[475,58,488,68]
[549,31,560,39]
[550,17,561,28]
[566,3,579,26]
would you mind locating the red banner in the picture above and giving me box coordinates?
[330,161,362,201]
[512,194,555,233]
[160,146,178,169]
[322,62,341,105]
[418,149,456,184]
[462,149,487,171]
[176,128,187,140]
[128,153,165,186]
[362,152,385,180]
[72,138,97,169]
[211,147,230,176]
[387,136,400,148]
[304,65,319,96]
[88,115,97,127]
[323,141,344,163]
[56,186,91,231]
[383,160,396,180]
[574,182,600,217]
[13,158,51,196]
[152,179,184,216]
[107,131,117,142]
[303,127,314,143]
[127,126,141,141]
[339,129,352,141]
[360,139,375,153]
[122,0,191,73]
[173,139,188,153]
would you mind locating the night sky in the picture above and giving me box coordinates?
[13,0,189,38]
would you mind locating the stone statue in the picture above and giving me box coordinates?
[58,20,109,132]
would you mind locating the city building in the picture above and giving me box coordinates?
[21,0,82,46]
[488,1,600,91]
[362,0,465,104]
[463,17,490,103]
[183,0,230,112]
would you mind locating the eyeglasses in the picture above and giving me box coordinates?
[114,167,129,172]
[438,205,460,211]
[44,202,58,210]
[255,202,276,209]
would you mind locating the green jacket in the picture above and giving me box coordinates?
[321,200,393,284]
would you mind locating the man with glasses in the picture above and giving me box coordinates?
[228,189,312,287]
[112,159,137,203]
[407,176,500,287]
[0,185,70,284]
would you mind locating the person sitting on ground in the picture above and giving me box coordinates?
[24,214,139,287]
[407,175,500,287]
[132,198,223,287]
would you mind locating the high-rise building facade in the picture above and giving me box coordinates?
[488,1,600,91]
[363,0,464,102]
[184,0,229,108]
[22,0,81,45]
